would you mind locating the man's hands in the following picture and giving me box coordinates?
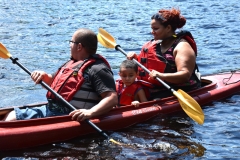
[31,71,53,85]
[69,109,92,121]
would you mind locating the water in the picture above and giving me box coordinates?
[1,0,240,159]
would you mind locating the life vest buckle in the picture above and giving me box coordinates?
[139,71,146,76]
[143,48,148,53]
[141,58,147,63]
[72,71,78,76]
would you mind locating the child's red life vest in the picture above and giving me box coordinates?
[116,79,154,106]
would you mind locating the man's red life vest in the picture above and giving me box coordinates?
[137,30,198,86]
[46,54,110,102]
[116,79,154,106]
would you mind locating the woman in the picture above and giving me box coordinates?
[127,8,201,99]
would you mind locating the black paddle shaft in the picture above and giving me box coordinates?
[9,57,110,140]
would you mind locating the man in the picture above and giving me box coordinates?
[4,28,118,122]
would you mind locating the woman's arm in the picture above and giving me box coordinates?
[149,40,196,84]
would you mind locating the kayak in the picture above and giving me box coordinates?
[0,71,240,151]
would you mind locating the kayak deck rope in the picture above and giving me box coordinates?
[223,70,240,85]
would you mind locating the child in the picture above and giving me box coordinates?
[116,60,153,107]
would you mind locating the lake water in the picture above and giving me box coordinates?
[1,0,240,159]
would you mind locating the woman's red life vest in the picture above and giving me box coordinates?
[116,79,154,106]
[46,54,110,102]
[137,30,198,86]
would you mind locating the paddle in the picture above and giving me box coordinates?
[97,28,204,125]
[0,42,121,145]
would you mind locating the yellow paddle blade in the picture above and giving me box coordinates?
[173,89,204,125]
[98,28,116,44]
[109,138,148,155]
[109,138,125,146]
[0,43,12,59]
[97,28,116,49]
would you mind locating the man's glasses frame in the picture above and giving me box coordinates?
[69,40,80,44]
[69,40,85,47]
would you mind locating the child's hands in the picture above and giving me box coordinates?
[131,101,140,107]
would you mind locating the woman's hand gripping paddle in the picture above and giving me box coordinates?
[0,42,122,145]
[97,28,204,125]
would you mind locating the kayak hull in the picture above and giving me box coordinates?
[1,71,240,151]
